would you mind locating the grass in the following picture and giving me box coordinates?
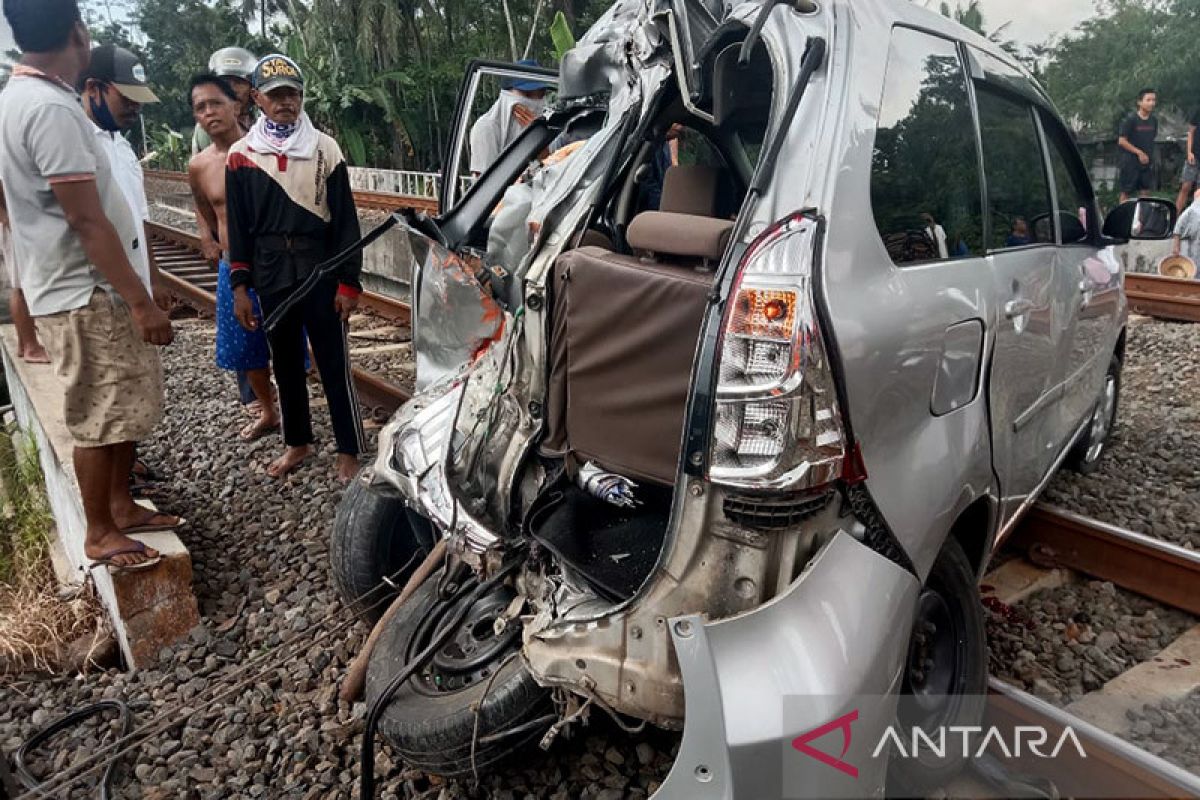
[0,422,53,584]
[0,421,104,674]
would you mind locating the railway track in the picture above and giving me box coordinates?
[980,505,1200,798]
[146,220,413,412]
[1125,273,1200,323]
[144,169,438,215]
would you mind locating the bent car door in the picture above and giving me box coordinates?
[409,60,560,389]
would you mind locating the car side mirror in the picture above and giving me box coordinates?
[1102,198,1176,241]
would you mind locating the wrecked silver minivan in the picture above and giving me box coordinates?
[331,0,1175,795]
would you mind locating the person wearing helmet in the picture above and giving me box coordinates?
[192,46,257,156]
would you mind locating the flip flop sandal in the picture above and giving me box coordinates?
[88,542,162,573]
[120,510,186,535]
[239,419,280,441]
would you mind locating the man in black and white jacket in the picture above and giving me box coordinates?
[225,53,365,482]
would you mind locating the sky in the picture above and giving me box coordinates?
[0,0,1099,66]
[972,0,1097,46]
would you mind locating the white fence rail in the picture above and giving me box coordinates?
[347,167,474,201]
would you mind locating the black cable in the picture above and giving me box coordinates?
[359,559,520,800]
[17,553,421,800]
[13,700,132,800]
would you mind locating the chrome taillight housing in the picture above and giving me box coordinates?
[709,213,846,489]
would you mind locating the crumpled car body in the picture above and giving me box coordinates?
[360,0,1132,795]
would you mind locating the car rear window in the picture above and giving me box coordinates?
[870,27,983,265]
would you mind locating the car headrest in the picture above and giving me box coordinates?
[660,165,720,216]
[627,211,734,262]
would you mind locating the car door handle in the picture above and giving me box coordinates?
[1004,298,1034,318]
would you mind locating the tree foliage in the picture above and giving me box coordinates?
[85,0,608,170]
[1041,0,1199,134]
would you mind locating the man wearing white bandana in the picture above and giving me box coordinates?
[225,54,365,482]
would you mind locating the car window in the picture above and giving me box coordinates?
[870,27,983,265]
[975,88,1055,250]
[1040,112,1094,244]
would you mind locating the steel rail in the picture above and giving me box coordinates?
[145,221,412,412]
[1011,504,1200,616]
[1125,273,1200,323]
[984,677,1200,799]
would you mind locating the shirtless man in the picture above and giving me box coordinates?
[187,73,278,439]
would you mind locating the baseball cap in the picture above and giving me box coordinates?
[81,45,160,104]
[209,47,258,80]
[253,54,304,95]
[503,59,554,93]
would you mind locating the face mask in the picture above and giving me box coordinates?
[264,118,299,143]
[88,89,121,132]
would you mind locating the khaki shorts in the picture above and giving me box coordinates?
[35,289,164,448]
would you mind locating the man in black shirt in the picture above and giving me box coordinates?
[1177,108,1200,214]
[1118,88,1158,203]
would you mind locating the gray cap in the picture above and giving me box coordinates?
[209,47,258,80]
[81,45,159,104]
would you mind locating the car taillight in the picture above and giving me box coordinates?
[709,213,847,489]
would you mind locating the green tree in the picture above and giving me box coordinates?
[1041,0,1197,134]
[131,0,269,132]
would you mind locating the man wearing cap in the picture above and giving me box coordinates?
[225,54,365,482]
[78,45,166,307]
[0,0,174,570]
[468,59,552,175]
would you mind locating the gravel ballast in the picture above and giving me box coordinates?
[985,580,1196,705]
[0,322,679,798]
[1124,687,1200,775]
[1042,319,1200,548]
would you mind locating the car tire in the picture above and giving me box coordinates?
[331,468,431,624]
[888,537,987,798]
[365,576,553,778]
[1067,355,1121,475]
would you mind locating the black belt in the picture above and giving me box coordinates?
[258,234,323,252]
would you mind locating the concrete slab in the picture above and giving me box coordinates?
[981,557,1075,606]
[1065,625,1200,736]
[2,324,199,668]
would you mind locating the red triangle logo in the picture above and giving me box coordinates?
[791,709,859,778]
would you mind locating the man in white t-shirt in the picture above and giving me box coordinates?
[0,0,177,571]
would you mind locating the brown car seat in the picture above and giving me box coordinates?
[542,165,735,485]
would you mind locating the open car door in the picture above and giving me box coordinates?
[402,60,562,390]
[438,59,560,214]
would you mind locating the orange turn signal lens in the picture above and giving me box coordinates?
[729,287,797,339]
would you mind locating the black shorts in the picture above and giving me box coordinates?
[1119,160,1156,193]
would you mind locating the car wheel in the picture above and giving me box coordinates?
[888,537,987,798]
[1067,355,1121,475]
[365,575,553,778]
[331,468,431,623]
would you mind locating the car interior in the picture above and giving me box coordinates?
[527,38,775,602]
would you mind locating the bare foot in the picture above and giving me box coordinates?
[85,529,161,568]
[239,412,280,441]
[268,445,311,478]
[335,454,359,484]
[20,344,50,364]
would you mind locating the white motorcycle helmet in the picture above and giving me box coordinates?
[208,47,258,80]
